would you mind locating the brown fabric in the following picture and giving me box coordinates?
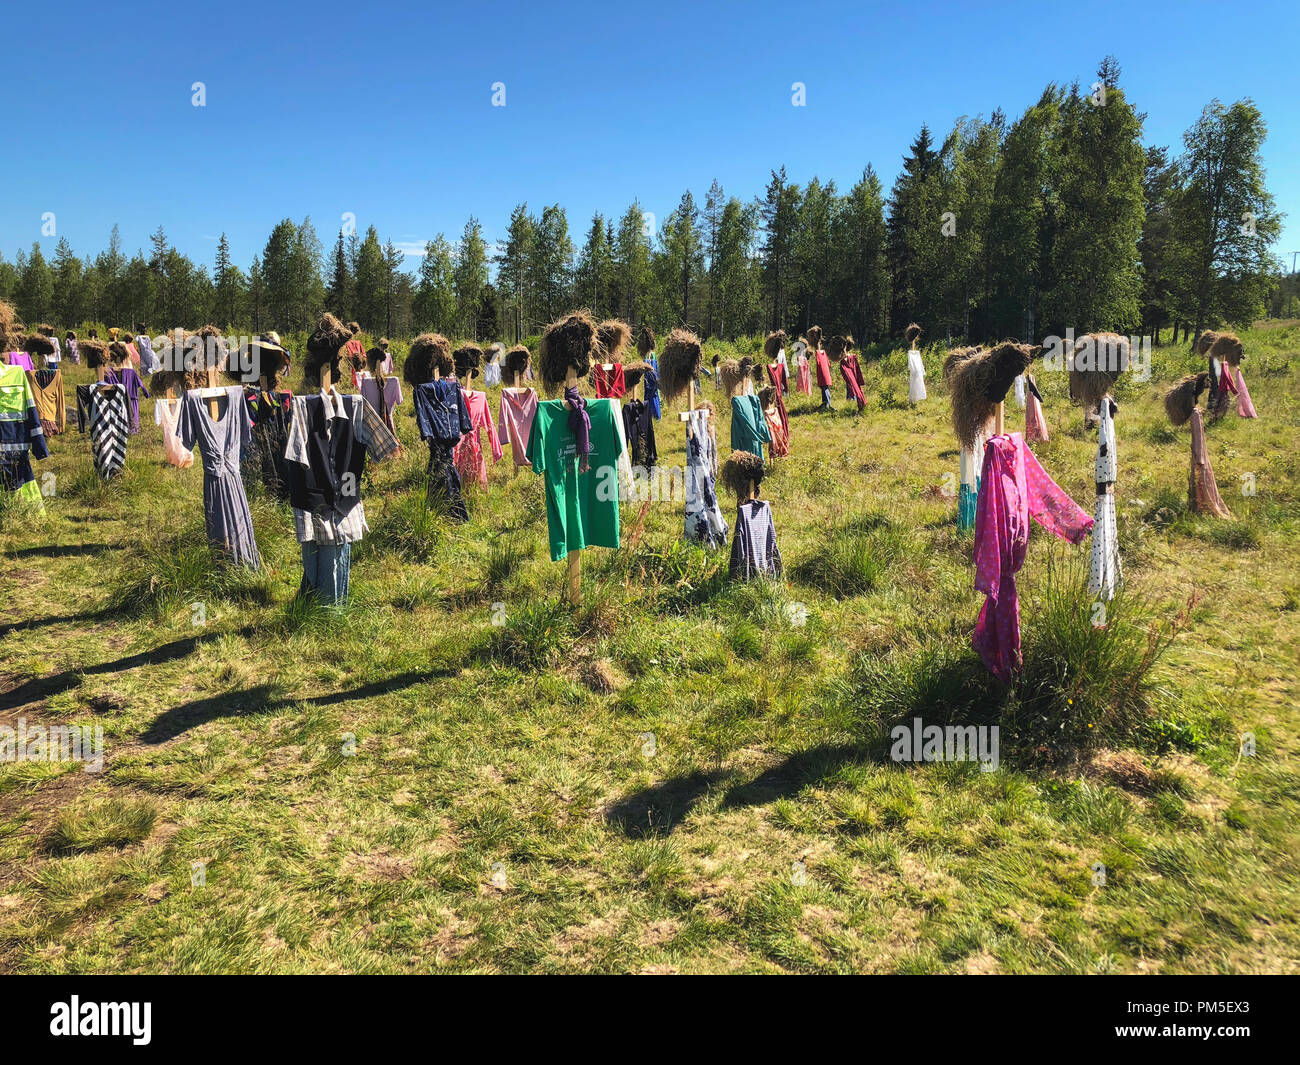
[1189,407,1231,518]
[27,368,66,434]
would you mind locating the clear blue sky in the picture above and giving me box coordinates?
[4,0,1298,273]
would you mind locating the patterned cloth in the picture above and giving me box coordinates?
[972,433,1094,682]
[1088,399,1121,601]
[88,383,129,480]
[684,409,727,548]
[284,391,398,545]
[453,390,502,489]
[104,366,148,433]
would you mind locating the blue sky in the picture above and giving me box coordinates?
[4,0,1298,274]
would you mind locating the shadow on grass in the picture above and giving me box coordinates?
[0,604,122,638]
[0,627,258,713]
[8,543,118,559]
[605,743,882,838]
[139,667,458,744]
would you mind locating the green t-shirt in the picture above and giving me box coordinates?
[527,397,624,562]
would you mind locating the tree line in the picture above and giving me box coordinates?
[0,59,1286,347]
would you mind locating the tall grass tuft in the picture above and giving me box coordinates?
[1013,554,1188,752]
[109,520,275,618]
[359,492,443,563]
[44,796,158,854]
[792,512,920,598]
[830,633,1007,743]
[483,599,577,670]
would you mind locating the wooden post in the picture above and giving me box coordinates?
[679,379,696,436]
[994,401,1004,436]
[566,548,581,606]
[206,365,223,421]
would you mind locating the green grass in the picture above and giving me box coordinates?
[0,325,1298,973]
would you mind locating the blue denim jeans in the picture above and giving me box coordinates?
[300,540,352,604]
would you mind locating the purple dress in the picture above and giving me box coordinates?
[104,366,149,433]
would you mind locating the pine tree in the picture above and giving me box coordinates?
[573,213,613,326]
[887,126,946,336]
[453,217,489,339]
[17,243,54,324]
[414,236,456,333]
[353,226,387,332]
[1041,77,1145,335]
[614,203,654,331]
[658,190,704,327]
[327,229,352,321]
[497,204,536,340]
[703,180,725,337]
[757,167,800,330]
[530,206,573,326]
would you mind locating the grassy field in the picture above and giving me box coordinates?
[1,325,1298,974]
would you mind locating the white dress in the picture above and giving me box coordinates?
[1013,374,1027,408]
[907,348,927,403]
[1087,399,1121,601]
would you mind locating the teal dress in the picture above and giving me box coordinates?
[730,394,771,463]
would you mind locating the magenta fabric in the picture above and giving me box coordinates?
[4,352,34,371]
[1234,368,1257,418]
[839,355,866,410]
[972,433,1094,682]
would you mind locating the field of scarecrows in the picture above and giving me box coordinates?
[1,324,1298,974]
